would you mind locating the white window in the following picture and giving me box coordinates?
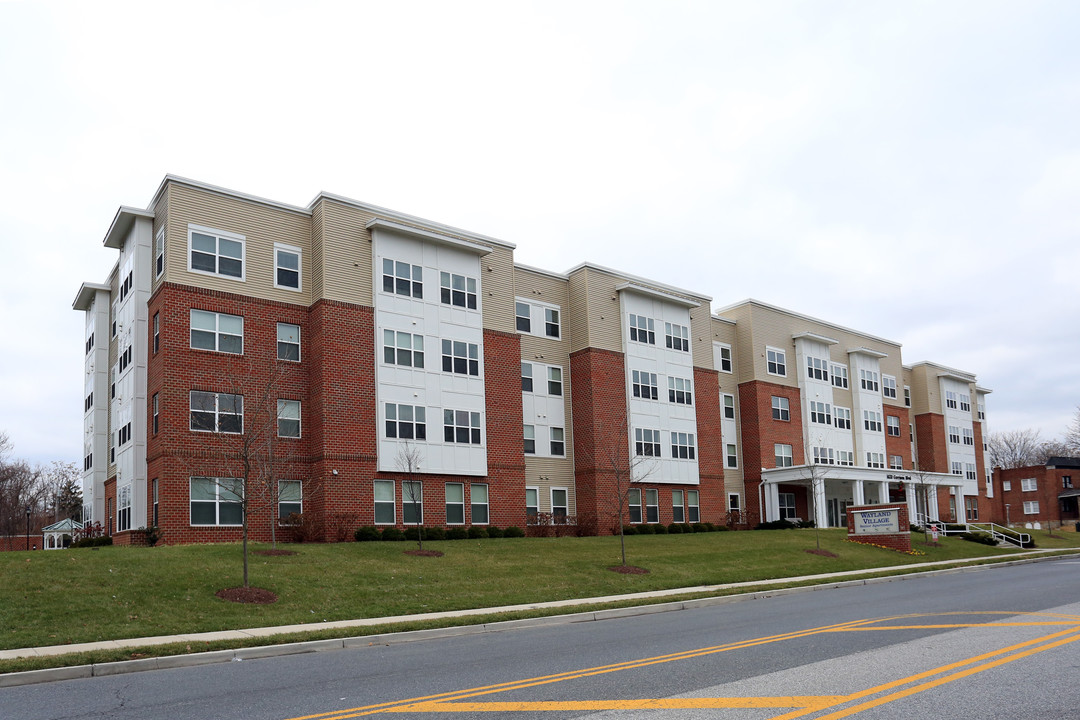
[384,330,425,368]
[904,386,911,407]
[1002,480,1012,491]
[809,401,831,425]
[439,271,478,310]
[628,488,642,523]
[544,308,560,338]
[671,432,696,460]
[155,227,165,279]
[274,243,301,290]
[960,394,971,412]
[837,450,854,466]
[722,393,735,420]
[277,399,301,438]
[687,490,700,523]
[188,225,245,280]
[523,425,535,454]
[890,455,904,470]
[629,314,655,344]
[887,415,901,437]
[644,488,659,523]
[153,313,159,354]
[717,344,732,373]
[672,489,685,523]
[766,347,787,376]
[547,367,563,396]
[863,410,882,433]
[834,406,852,430]
[374,480,395,524]
[402,481,423,524]
[965,463,977,480]
[515,299,561,339]
[190,391,243,433]
[1023,501,1039,515]
[525,487,538,522]
[521,362,534,392]
[471,483,489,524]
[962,428,974,446]
[726,443,738,468]
[277,323,301,362]
[813,446,834,465]
[1021,477,1037,492]
[949,426,961,444]
[632,370,659,400]
[515,301,531,333]
[635,427,661,457]
[771,396,790,421]
[727,493,741,512]
[386,403,427,440]
[441,339,480,376]
[977,402,985,420]
[945,390,958,409]
[882,375,897,399]
[279,480,302,521]
[806,356,829,381]
[190,477,243,526]
[190,309,243,354]
[965,497,979,521]
[774,443,793,468]
[779,493,797,520]
[831,363,849,389]
[859,369,879,392]
[668,376,693,405]
[549,427,565,456]
[446,483,465,524]
[551,488,568,518]
[117,485,131,532]
[665,322,689,352]
[382,258,423,298]
[952,461,963,476]
[867,453,885,469]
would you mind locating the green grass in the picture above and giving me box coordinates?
[2,529,1077,660]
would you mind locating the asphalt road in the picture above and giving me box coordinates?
[5,558,1080,720]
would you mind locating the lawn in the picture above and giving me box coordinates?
[1,528,1076,653]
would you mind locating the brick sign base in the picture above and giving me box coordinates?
[846,503,911,552]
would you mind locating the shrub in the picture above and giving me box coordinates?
[755,520,800,530]
[667,523,684,534]
[714,524,730,532]
[703,522,717,532]
[636,524,655,535]
[692,522,707,533]
[961,531,997,546]
[797,520,816,529]
[503,526,525,538]
[622,525,638,536]
[286,513,324,543]
[354,526,381,542]
[467,526,488,539]
[486,526,503,539]
[424,526,445,541]
[380,527,405,541]
[445,527,468,540]
[70,535,113,549]
[653,523,668,534]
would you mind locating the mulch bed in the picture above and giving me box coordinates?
[254,549,297,556]
[804,549,839,558]
[404,549,444,557]
[216,587,279,604]
[608,565,649,574]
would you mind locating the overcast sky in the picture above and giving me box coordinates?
[1,1,1077,465]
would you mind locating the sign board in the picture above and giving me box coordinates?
[931,524,939,541]
[852,508,900,535]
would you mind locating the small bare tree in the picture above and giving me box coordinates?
[988,429,1044,469]
[909,452,938,543]
[800,457,828,550]
[396,442,424,551]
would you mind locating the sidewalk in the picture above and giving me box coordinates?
[2,549,1075,687]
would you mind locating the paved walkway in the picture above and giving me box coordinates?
[3,548,1073,666]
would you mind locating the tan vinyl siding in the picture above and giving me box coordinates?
[576,267,625,353]
[167,183,312,306]
[150,188,169,296]
[910,365,936,415]
[525,458,577,515]
[309,201,325,301]
[566,268,590,354]
[481,246,516,334]
[319,199,374,306]
[689,304,713,369]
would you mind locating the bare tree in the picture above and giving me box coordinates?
[1065,406,1080,455]
[988,429,1044,469]
[396,442,424,551]
[44,461,82,522]
[800,458,828,550]
[909,451,938,542]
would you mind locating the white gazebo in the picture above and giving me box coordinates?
[42,518,83,550]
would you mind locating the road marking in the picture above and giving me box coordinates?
[387,697,847,712]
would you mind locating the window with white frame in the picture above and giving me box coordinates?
[278,399,301,438]
[779,493,796,520]
[274,244,301,290]
[515,301,531,333]
[544,307,560,338]
[523,425,535,454]
[190,309,243,354]
[668,376,692,405]
[775,443,793,468]
[521,362,534,392]
[549,427,565,456]
[189,226,245,280]
[384,330,424,368]
[279,480,302,521]
[837,450,854,466]
[977,402,985,420]
[155,227,165,278]
[965,463,976,480]
[471,483,489,524]
[882,375,897,399]
[687,490,700,523]
[446,483,465,524]
[630,369,658,400]
[644,488,659,523]
[382,258,423,298]
[813,446,834,465]
[152,393,159,435]
[628,488,642,523]
[635,427,661,457]
[1021,477,1037,492]
[767,347,787,376]
[889,455,903,470]
[726,443,738,468]
[672,489,685,523]
[152,478,158,526]
[671,432,696,460]
[551,488,568,518]
[525,487,538,522]
[834,406,852,430]
[440,272,478,310]
[1024,501,1039,515]
[190,391,243,433]
[374,480,395,524]
[863,410,882,433]
[959,394,971,412]
[772,396,790,421]
[190,477,243,526]
[962,428,974,446]
[831,363,849,389]
[859,369,879,392]
[441,339,480,376]
[1064,476,1074,489]
[515,299,560,339]
[945,390,958,409]
[951,461,963,476]
[809,401,831,425]
[117,485,131,532]
[948,426,961,444]
[277,323,301,362]
[722,393,735,420]
[153,313,159,353]
[629,314,655,344]
[965,496,979,521]
[547,366,563,396]
[386,403,427,440]
[904,386,911,407]
[402,481,423,524]
[665,322,689,352]
[728,493,740,512]
[718,344,732,373]
[1002,480,1012,491]
[807,356,829,381]
[867,453,885,469]
[887,415,901,437]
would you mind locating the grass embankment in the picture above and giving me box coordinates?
[1,528,1077,673]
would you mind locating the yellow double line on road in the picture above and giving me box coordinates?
[284,612,1080,719]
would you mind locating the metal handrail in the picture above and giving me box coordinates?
[968,522,1031,547]
[916,513,1032,547]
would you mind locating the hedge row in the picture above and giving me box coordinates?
[354,525,525,542]
[621,522,729,535]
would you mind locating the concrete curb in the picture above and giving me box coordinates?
[1,550,1075,688]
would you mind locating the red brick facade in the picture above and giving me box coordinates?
[914,413,948,473]
[738,380,805,521]
[991,463,1080,527]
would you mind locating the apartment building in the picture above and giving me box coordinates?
[992,457,1080,528]
[74,176,991,544]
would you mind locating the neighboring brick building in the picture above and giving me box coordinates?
[991,457,1080,528]
[74,176,993,544]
